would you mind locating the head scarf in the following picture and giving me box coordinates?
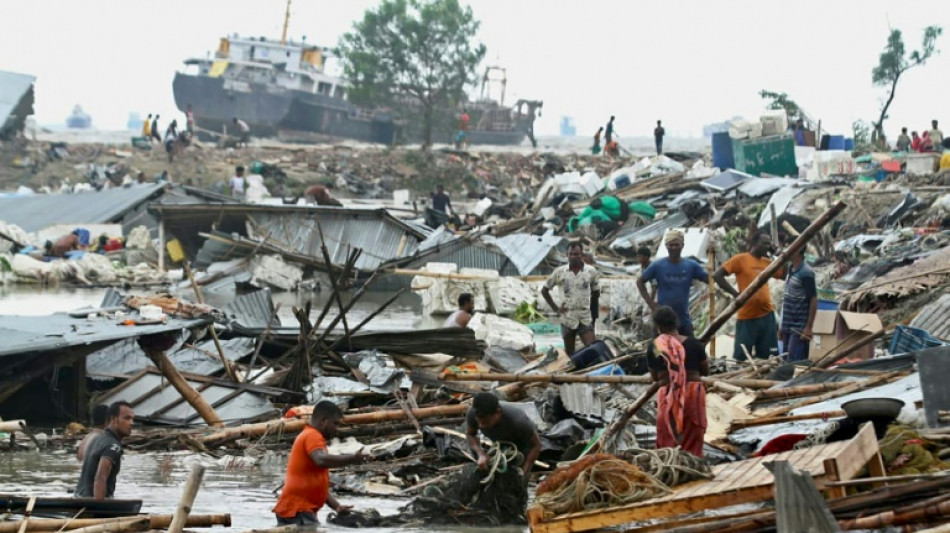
[654,334,688,443]
[665,230,685,246]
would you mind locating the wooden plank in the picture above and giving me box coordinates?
[826,422,879,483]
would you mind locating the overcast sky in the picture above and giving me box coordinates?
[2,0,947,139]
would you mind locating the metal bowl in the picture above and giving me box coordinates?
[841,398,905,420]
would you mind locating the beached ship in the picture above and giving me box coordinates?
[172,9,541,146]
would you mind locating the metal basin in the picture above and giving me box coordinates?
[841,398,905,420]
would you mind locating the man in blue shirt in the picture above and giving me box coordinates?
[636,230,709,336]
[780,248,818,362]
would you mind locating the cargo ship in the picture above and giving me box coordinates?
[172,9,542,146]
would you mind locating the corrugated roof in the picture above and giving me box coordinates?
[558,383,604,420]
[0,184,165,232]
[0,71,35,135]
[488,233,563,276]
[402,237,521,276]
[911,293,950,342]
[610,211,689,251]
[223,288,282,332]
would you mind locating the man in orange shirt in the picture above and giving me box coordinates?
[713,232,785,361]
[273,401,369,525]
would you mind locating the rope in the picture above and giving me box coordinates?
[480,441,522,486]
[618,447,712,487]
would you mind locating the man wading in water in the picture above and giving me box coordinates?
[74,401,134,499]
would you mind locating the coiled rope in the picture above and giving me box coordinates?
[618,447,712,487]
[480,441,522,485]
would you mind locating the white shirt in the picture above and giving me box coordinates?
[443,310,465,328]
[229,176,245,193]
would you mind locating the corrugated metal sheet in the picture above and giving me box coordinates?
[911,293,950,341]
[97,369,279,426]
[610,211,689,251]
[0,70,35,135]
[223,288,281,332]
[250,211,421,272]
[558,383,604,420]
[402,237,521,276]
[488,233,563,276]
[85,337,253,377]
[0,184,165,232]
[194,234,251,268]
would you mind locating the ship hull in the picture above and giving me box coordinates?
[173,73,529,146]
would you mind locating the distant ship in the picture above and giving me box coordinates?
[560,116,576,137]
[172,4,542,146]
[66,105,92,129]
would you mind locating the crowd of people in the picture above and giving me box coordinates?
[591,116,666,157]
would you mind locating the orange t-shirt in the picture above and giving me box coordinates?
[272,426,329,518]
[722,253,784,320]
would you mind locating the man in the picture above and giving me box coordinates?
[77,404,109,462]
[896,127,911,152]
[794,119,806,146]
[233,117,250,147]
[75,401,134,499]
[605,116,616,145]
[456,109,470,149]
[637,230,708,336]
[150,115,162,144]
[636,245,657,300]
[931,120,944,149]
[592,127,603,155]
[654,120,665,155]
[431,184,452,214]
[466,392,541,477]
[444,293,475,328]
[273,401,368,525]
[780,247,817,362]
[142,114,152,139]
[912,131,922,152]
[304,184,342,206]
[541,242,600,356]
[713,232,785,360]
[185,104,195,135]
[230,166,246,199]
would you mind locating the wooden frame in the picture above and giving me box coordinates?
[528,423,884,533]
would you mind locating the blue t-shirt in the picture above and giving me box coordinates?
[641,257,708,329]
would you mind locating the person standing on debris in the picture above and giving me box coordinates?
[920,131,934,152]
[229,166,246,200]
[304,184,342,206]
[779,247,817,363]
[541,241,600,356]
[431,184,453,214]
[273,401,370,525]
[456,108,470,149]
[76,404,109,462]
[142,114,152,139]
[713,232,785,360]
[150,115,162,144]
[605,116,616,145]
[466,393,541,477]
[185,104,195,136]
[911,131,922,152]
[444,293,475,328]
[647,306,708,457]
[654,120,665,155]
[637,230,709,336]
[637,245,657,300]
[233,117,250,147]
[74,401,134,500]
[931,120,944,149]
[896,127,912,152]
[592,127,603,155]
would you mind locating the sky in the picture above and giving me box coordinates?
[2,0,948,139]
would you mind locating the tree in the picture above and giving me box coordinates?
[871,26,942,142]
[338,0,486,148]
[759,90,803,122]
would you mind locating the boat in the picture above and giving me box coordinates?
[172,4,542,146]
[0,494,142,518]
[65,105,92,129]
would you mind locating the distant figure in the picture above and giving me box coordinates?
[541,241,600,356]
[166,119,179,139]
[592,127,603,155]
[911,131,922,152]
[230,166,246,199]
[77,404,109,462]
[444,292,475,328]
[931,120,944,149]
[142,114,152,138]
[74,401,134,500]
[896,127,911,152]
[150,115,161,143]
[431,184,452,214]
[920,131,934,153]
[605,115,615,144]
[637,245,657,300]
[780,247,817,363]
[604,140,620,158]
[654,120,665,155]
[186,104,195,135]
[50,228,91,257]
[304,184,341,206]
[647,306,708,457]
[233,118,250,147]
[455,109,470,149]
[794,119,806,146]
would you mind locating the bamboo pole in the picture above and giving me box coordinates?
[699,201,846,344]
[812,329,885,369]
[757,370,905,419]
[233,526,302,533]
[442,372,778,389]
[729,410,847,430]
[707,242,717,357]
[168,463,206,533]
[753,381,857,400]
[596,382,660,453]
[59,519,149,533]
[0,515,230,533]
[142,347,224,427]
[183,262,237,382]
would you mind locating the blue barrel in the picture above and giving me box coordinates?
[828,135,846,150]
[844,138,855,151]
[711,131,735,169]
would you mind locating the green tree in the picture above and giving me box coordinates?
[852,119,872,153]
[759,90,802,121]
[338,0,486,148]
[871,26,942,142]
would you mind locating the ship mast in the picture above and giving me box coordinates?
[280,0,292,44]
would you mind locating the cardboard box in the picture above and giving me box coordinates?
[810,310,884,362]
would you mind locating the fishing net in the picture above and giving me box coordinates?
[535,454,671,518]
[616,447,713,487]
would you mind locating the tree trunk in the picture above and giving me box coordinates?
[876,73,901,142]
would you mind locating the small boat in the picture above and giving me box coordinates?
[0,494,142,518]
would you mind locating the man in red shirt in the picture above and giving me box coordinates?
[273,401,369,525]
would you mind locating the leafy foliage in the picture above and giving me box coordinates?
[337,0,486,148]
[871,26,942,136]
[852,120,873,152]
[759,90,802,120]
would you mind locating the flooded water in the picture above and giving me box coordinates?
[0,450,526,533]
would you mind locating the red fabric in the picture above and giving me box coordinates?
[755,434,808,457]
[656,381,706,457]
[273,426,329,517]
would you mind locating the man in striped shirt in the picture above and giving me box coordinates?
[779,248,817,362]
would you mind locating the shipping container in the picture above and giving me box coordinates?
[731,134,798,177]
